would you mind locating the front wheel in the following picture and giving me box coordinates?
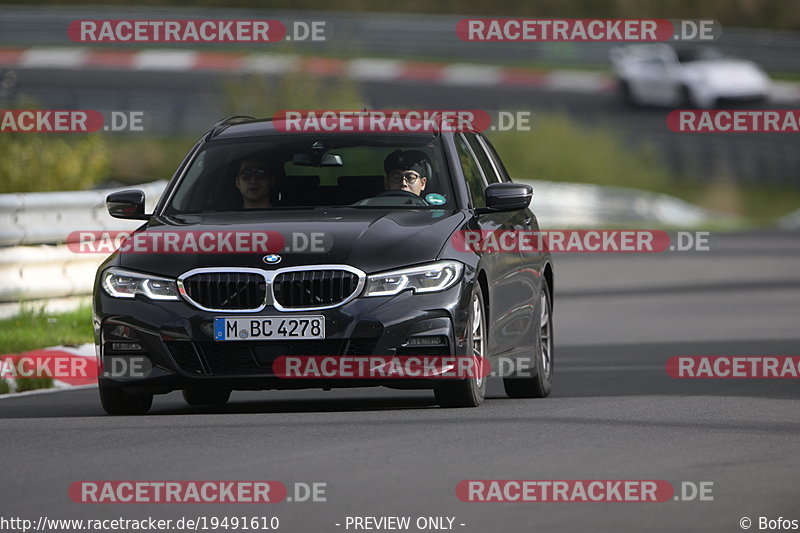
[503,279,553,398]
[679,85,706,109]
[618,79,637,107]
[435,288,487,408]
[99,382,153,415]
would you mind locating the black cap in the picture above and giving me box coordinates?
[383,150,432,178]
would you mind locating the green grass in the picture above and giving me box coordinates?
[672,182,800,227]
[488,113,673,192]
[488,112,800,226]
[0,304,94,355]
[0,304,92,395]
[219,70,365,118]
[0,133,110,194]
[0,99,111,194]
[105,136,197,185]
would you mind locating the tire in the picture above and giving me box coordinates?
[618,79,637,107]
[434,288,487,408]
[503,279,553,399]
[99,382,153,415]
[182,388,231,406]
[679,85,698,109]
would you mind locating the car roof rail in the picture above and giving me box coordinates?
[205,115,257,140]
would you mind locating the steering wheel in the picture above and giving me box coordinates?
[374,190,430,206]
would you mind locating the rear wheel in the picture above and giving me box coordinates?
[183,388,231,406]
[503,279,553,398]
[435,288,487,408]
[99,383,153,415]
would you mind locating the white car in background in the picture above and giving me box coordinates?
[609,44,771,108]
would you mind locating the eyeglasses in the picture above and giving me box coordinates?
[388,171,422,184]
[238,168,269,181]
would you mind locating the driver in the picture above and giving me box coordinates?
[234,157,282,209]
[383,150,431,197]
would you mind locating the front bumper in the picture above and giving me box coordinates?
[95,279,474,394]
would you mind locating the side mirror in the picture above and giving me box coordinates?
[106,190,149,220]
[476,183,532,214]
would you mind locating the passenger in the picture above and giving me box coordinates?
[383,150,431,197]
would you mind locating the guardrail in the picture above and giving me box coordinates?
[0,181,167,247]
[0,180,713,303]
[0,181,166,302]
[519,180,712,228]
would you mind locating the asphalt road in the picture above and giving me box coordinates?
[2,231,799,533]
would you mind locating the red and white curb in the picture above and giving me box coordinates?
[2,46,798,102]
[0,46,613,94]
[3,46,798,102]
[0,343,97,398]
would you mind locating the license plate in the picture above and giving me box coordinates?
[214,316,325,341]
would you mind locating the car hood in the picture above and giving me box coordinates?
[115,209,465,277]
[683,59,768,85]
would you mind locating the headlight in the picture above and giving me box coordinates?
[102,268,180,300]
[364,261,463,297]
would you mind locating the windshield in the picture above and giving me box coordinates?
[164,134,453,214]
[675,46,726,63]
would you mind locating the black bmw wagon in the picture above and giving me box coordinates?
[94,115,554,414]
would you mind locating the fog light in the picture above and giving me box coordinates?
[110,342,143,352]
[402,336,447,347]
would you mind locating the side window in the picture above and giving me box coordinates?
[465,133,502,184]
[455,134,487,208]
[479,135,512,182]
[169,150,206,210]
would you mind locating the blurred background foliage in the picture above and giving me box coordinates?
[0,132,109,193]
[2,72,798,223]
[0,100,111,193]
[221,70,363,118]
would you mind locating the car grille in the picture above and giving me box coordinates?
[165,339,378,376]
[272,269,360,309]
[181,272,266,311]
